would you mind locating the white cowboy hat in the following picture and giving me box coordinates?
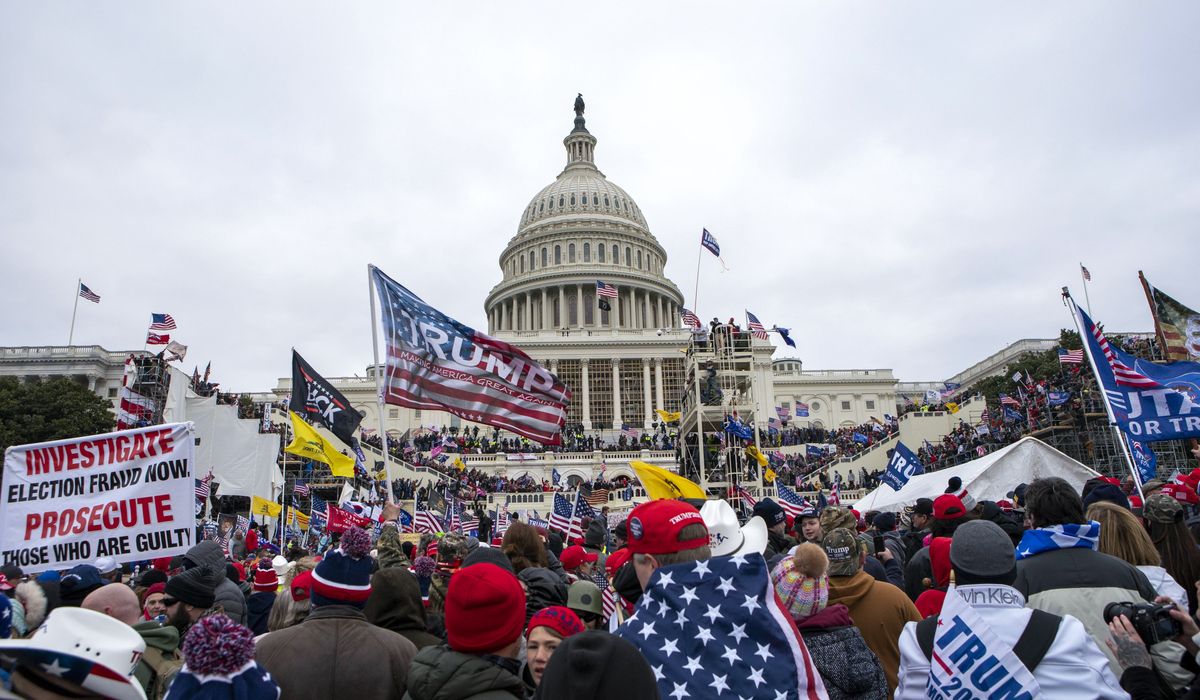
[0,607,147,700]
[700,499,769,557]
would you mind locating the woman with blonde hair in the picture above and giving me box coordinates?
[1086,501,1188,607]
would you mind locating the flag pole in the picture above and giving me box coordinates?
[1062,288,1142,501]
[1079,263,1093,317]
[68,278,81,347]
[367,265,396,505]
[1137,270,1170,360]
[692,242,702,319]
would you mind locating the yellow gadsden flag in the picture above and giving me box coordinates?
[744,445,769,467]
[764,468,777,483]
[250,495,282,519]
[452,456,466,471]
[285,411,356,478]
[629,460,706,501]
[945,402,960,414]
[655,409,682,424]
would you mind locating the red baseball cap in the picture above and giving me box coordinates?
[605,548,632,576]
[559,545,598,571]
[626,500,708,555]
[933,494,967,521]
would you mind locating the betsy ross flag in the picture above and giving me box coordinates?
[371,266,570,445]
[149,313,176,330]
[746,311,770,340]
[78,282,101,303]
[146,333,170,345]
[595,280,619,298]
[680,308,702,329]
[616,555,827,699]
[1058,348,1084,364]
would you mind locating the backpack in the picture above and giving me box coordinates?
[141,645,184,700]
[915,609,1062,672]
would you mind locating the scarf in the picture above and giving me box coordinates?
[1015,521,1100,560]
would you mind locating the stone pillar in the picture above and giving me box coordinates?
[557,286,565,328]
[575,284,583,328]
[541,289,549,330]
[642,358,653,428]
[581,359,592,430]
[87,375,98,391]
[611,359,622,427]
[654,357,664,413]
[642,293,651,330]
[656,295,664,329]
[524,292,531,330]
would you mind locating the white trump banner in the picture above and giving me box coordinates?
[927,587,1040,700]
[1,422,196,573]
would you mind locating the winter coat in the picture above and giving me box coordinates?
[518,568,567,624]
[896,583,1126,700]
[230,535,248,560]
[1014,546,1157,677]
[256,604,418,700]
[903,546,932,601]
[881,530,908,571]
[246,591,275,636]
[403,645,524,700]
[827,570,921,694]
[132,620,181,697]
[764,529,798,561]
[1138,564,1193,691]
[796,604,889,700]
[365,568,442,651]
[182,540,246,625]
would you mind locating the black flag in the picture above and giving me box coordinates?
[290,350,363,446]
[598,298,611,312]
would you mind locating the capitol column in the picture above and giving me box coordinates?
[642,293,651,330]
[642,358,653,428]
[611,359,622,427]
[580,359,592,430]
[557,287,565,328]
[654,357,664,413]
[656,295,664,329]
[541,289,549,330]
[575,284,583,328]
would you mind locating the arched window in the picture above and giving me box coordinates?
[559,196,564,208]
[568,243,576,263]
[529,251,535,270]
[598,243,606,262]
[625,247,632,266]
[541,248,548,267]
[583,242,590,262]
[612,244,619,263]
[548,197,553,209]
[604,195,610,206]
[555,245,561,265]
[582,194,588,205]
[637,250,643,269]
[570,194,576,206]
[538,202,544,212]
[519,256,525,273]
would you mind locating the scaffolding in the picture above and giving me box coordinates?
[126,353,172,426]
[677,325,772,499]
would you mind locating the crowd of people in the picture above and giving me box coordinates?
[10,469,1200,699]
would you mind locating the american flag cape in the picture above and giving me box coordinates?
[616,554,827,699]
[371,266,570,445]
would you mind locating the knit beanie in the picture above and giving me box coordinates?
[532,630,659,700]
[770,543,829,621]
[445,562,527,654]
[526,606,585,640]
[252,565,279,593]
[271,555,290,578]
[950,520,1016,584]
[462,545,516,573]
[165,566,217,609]
[164,615,281,700]
[311,527,373,608]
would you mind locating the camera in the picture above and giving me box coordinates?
[1103,601,1182,645]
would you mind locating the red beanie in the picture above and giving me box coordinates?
[445,563,526,654]
[253,567,279,593]
[526,606,585,640]
[146,582,166,597]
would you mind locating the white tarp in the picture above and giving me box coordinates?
[853,436,1101,512]
[184,394,283,500]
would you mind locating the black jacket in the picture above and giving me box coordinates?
[403,646,524,700]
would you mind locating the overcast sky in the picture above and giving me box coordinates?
[2,3,1197,391]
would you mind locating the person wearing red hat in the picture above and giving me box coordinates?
[405,562,527,700]
[246,565,278,636]
[558,545,598,583]
[904,494,972,600]
[625,499,710,591]
[523,606,585,692]
[143,582,168,622]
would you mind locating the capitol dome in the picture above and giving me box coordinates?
[485,97,685,334]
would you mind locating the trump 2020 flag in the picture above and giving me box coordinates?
[371,266,570,445]
[616,554,827,699]
[928,587,1040,698]
[1127,432,1158,485]
[881,441,923,491]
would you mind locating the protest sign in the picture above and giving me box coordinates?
[1,423,196,573]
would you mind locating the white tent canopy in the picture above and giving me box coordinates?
[853,436,1102,513]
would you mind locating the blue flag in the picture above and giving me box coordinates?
[1127,432,1158,484]
[398,508,413,530]
[852,432,869,445]
[552,468,561,485]
[1047,391,1071,406]
[1003,406,1025,422]
[700,228,720,256]
[881,441,924,491]
[794,402,810,417]
[723,416,754,440]
[774,327,797,348]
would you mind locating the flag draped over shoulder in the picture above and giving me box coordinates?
[251,495,282,519]
[630,460,706,500]
[291,350,363,446]
[1141,273,1200,363]
[371,266,570,445]
[285,411,356,477]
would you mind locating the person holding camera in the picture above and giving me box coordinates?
[1013,477,1158,676]
[1107,592,1200,699]
[897,520,1125,699]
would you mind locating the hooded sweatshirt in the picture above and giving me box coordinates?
[366,568,442,650]
[182,540,246,624]
[132,620,181,695]
[403,645,524,700]
[827,570,921,694]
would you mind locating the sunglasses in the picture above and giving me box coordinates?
[162,597,179,607]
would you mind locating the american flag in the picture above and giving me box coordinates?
[1081,264,1092,282]
[494,503,510,537]
[616,555,827,699]
[794,401,810,417]
[700,228,721,257]
[146,332,170,345]
[621,423,640,440]
[548,492,575,536]
[310,495,328,518]
[680,307,702,329]
[149,313,177,330]
[595,280,619,298]
[775,483,811,518]
[735,485,758,508]
[415,510,444,534]
[585,488,610,507]
[372,266,570,446]
[980,408,991,424]
[745,311,770,340]
[294,481,310,497]
[448,499,462,533]
[194,474,213,500]
[999,394,1022,408]
[767,417,781,430]
[1081,305,1158,388]
[1058,348,1084,364]
[602,586,619,623]
[78,282,101,303]
[829,481,841,506]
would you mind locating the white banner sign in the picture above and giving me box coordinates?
[1,423,196,573]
